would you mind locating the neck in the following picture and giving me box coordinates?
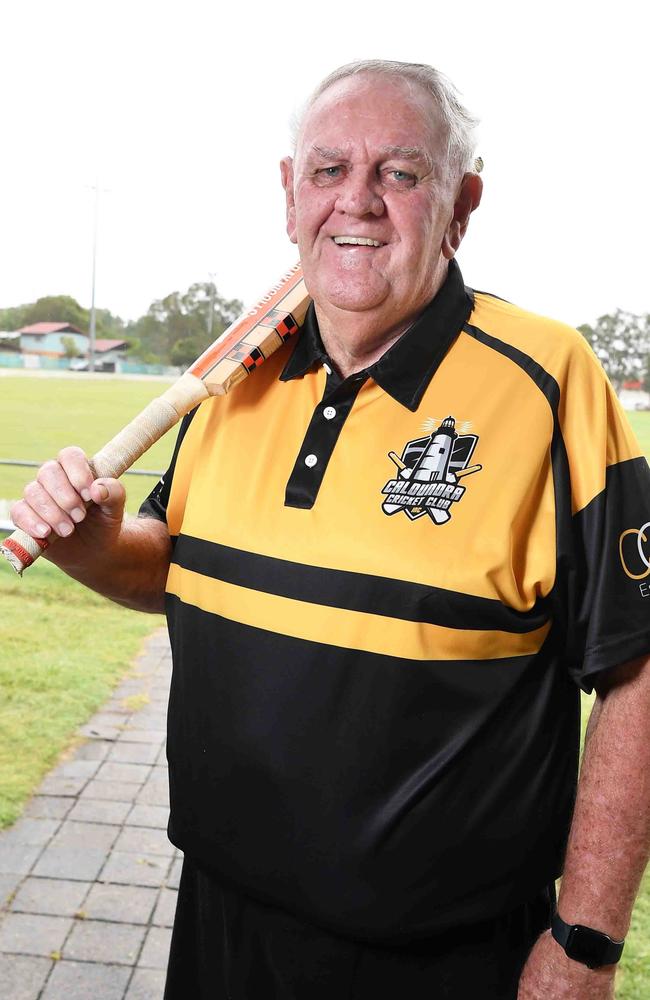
[315,265,449,379]
[315,310,412,378]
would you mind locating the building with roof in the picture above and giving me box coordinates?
[16,322,128,371]
[70,339,129,372]
[18,322,88,358]
[620,380,650,411]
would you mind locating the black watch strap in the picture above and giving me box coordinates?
[551,912,625,969]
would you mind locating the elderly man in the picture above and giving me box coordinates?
[12,61,650,999]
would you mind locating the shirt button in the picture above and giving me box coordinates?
[305,454,318,468]
[323,406,337,420]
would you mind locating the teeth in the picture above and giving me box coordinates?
[333,236,383,247]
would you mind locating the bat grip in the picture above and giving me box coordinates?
[90,395,184,480]
[1,372,208,574]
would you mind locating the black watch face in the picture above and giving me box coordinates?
[566,926,611,968]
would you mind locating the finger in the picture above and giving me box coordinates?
[57,446,95,502]
[9,498,53,540]
[88,478,127,519]
[37,460,87,524]
[21,480,77,538]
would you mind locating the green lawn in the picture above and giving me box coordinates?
[629,410,650,458]
[0,376,173,827]
[0,555,163,828]
[0,375,179,514]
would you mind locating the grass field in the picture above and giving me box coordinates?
[631,410,650,457]
[0,377,173,826]
[0,555,163,828]
[0,378,648,994]
[0,375,179,514]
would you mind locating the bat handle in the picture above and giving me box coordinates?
[1,372,209,574]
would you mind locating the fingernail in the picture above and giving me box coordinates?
[36,523,51,537]
[97,484,109,501]
[81,488,91,502]
[58,523,73,537]
[71,507,85,523]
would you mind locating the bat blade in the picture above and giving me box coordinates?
[1,263,310,574]
[190,262,309,394]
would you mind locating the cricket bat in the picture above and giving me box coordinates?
[1,263,309,574]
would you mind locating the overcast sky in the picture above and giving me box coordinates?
[1,0,646,329]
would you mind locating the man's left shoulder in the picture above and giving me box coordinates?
[467,288,598,383]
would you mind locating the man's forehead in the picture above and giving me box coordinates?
[296,75,447,160]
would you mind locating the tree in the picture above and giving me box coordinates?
[170,336,206,369]
[578,310,650,394]
[129,281,242,364]
[0,296,124,341]
[60,335,80,360]
[0,278,243,366]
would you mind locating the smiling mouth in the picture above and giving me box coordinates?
[332,236,386,247]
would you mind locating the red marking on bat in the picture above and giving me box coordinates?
[243,354,265,372]
[2,538,39,567]
[277,316,299,340]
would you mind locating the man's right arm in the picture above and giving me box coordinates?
[9,446,171,614]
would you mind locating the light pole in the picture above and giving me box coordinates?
[86,182,109,372]
[207,271,217,339]
[88,184,99,372]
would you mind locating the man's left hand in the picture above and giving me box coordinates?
[517,930,617,999]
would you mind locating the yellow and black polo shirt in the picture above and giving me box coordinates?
[142,259,650,943]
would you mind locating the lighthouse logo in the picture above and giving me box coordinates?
[381,416,481,524]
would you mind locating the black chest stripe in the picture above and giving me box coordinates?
[171,534,550,634]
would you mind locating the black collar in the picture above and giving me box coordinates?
[279,259,474,411]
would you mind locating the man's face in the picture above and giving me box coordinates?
[281,74,477,338]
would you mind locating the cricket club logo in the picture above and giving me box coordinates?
[381,415,481,525]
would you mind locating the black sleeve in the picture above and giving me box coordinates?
[138,409,198,524]
[569,455,650,692]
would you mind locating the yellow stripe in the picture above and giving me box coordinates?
[166,564,550,662]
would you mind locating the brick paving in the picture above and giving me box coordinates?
[0,629,177,1000]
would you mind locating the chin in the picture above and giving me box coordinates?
[317,274,390,314]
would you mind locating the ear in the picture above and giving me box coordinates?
[280,156,297,244]
[442,172,483,260]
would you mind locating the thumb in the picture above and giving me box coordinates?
[89,478,127,519]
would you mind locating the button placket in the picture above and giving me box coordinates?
[285,374,368,509]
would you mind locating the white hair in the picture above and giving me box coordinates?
[291,59,481,177]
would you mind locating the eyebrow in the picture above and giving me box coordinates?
[380,146,434,169]
[311,145,348,160]
[309,144,433,170]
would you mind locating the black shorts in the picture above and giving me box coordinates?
[164,858,554,1000]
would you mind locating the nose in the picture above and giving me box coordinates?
[334,169,385,218]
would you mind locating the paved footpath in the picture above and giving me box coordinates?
[0,628,178,1000]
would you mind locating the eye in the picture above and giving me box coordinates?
[384,169,417,187]
[313,165,344,184]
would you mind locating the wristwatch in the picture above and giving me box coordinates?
[551,912,625,969]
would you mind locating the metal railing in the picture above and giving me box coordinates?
[0,459,163,477]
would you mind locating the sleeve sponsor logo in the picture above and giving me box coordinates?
[381,415,481,525]
[619,523,650,595]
